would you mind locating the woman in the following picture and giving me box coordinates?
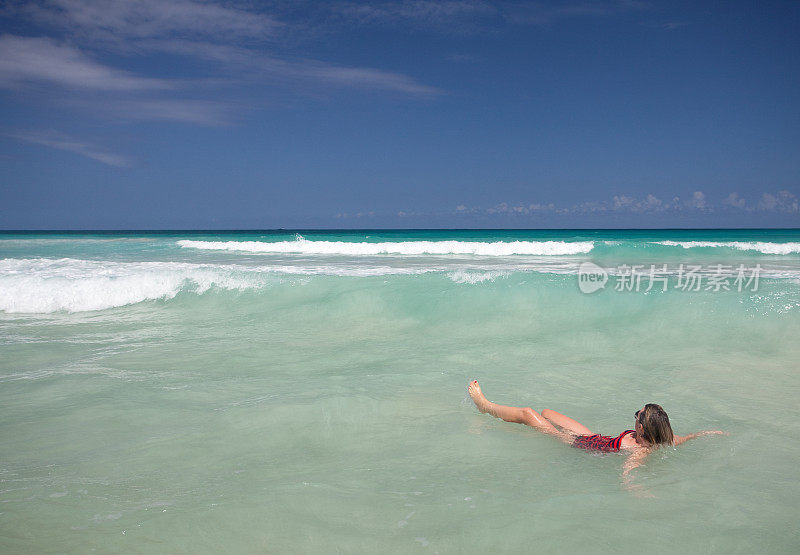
[467,380,723,485]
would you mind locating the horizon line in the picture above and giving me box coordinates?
[2,227,800,233]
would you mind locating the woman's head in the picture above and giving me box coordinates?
[635,404,674,447]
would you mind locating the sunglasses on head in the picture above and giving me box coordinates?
[635,409,643,423]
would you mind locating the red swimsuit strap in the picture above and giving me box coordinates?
[610,430,636,451]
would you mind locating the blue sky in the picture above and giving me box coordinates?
[0,0,798,229]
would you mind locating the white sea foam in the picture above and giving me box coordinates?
[0,258,442,313]
[654,241,800,254]
[4,253,798,314]
[0,258,269,314]
[0,256,586,313]
[176,238,594,256]
[448,270,510,284]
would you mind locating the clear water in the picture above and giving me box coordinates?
[1,230,799,552]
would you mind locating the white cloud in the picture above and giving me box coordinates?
[0,0,443,163]
[289,62,442,95]
[758,190,799,213]
[612,193,666,212]
[468,191,730,216]
[7,130,131,167]
[110,99,235,126]
[332,0,647,31]
[641,194,663,211]
[571,193,668,214]
[4,1,441,98]
[346,189,800,221]
[612,194,634,210]
[685,191,706,209]
[572,200,608,213]
[723,192,746,209]
[0,35,171,91]
[484,201,557,214]
[17,0,281,43]
[502,0,648,26]
[759,193,778,210]
[447,53,479,63]
[662,21,690,30]
[133,39,443,95]
[333,1,496,29]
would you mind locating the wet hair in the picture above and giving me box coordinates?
[637,404,674,447]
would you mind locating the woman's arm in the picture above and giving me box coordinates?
[622,448,651,495]
[673,430,725,445]
[622,431,725,494]
[622,448,649,479]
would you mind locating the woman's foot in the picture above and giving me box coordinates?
[468,380,490,413]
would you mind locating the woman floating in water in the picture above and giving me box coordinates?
[468,380,723,486]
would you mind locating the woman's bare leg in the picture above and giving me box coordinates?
[541,409,593,435]
[468,381,571,442]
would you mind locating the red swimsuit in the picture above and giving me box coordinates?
[572,430,635,453]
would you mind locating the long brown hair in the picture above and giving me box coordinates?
[637,404,674,447]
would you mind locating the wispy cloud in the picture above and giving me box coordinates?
[4,1,440,98]
[6,130,131,167]
[109,99,236,126]
[661,20,689,31]
[329,0,649,30]
[331,0,497,31]
[0,35,171,90]
[137,38,444,95]
[0,1,444,169]
[290,62,442,95]
[504,0,650,25]
[15,0,281,43]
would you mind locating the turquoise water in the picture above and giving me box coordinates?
[1,230,799,552]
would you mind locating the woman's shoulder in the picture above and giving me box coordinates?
[619,430,641,450]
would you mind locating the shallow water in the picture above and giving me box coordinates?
[1,230,799,552]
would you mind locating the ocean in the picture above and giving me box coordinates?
[1,229,799,552]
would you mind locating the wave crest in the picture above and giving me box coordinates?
[448,270,510,284]
[0,258,268,314]
[654,241,800,255]
[177,238,594,256]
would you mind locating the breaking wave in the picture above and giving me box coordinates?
[0,258,270,313]
[447,270,510,284]
[653,241,800,255]
[177,237,595,256]
[0,258,521,313]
